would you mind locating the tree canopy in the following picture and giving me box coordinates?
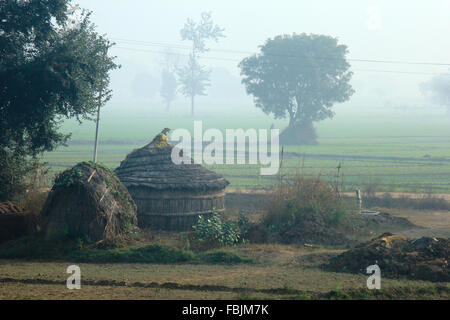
[239,33,354,144]
[0,0,118,199]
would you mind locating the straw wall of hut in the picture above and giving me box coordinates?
[115,132,229,231]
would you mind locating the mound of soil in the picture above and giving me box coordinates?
[359,212,417,230]
[283,211,353,246]
[0,202,39,244]
[325,232,449,282]
[350,212,419,239]
[41,162,138,242]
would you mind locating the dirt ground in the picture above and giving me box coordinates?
[0,191,448,300]
[0,243,448,300]
[384,208,450,239]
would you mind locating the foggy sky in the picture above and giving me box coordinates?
[75,0,450,114]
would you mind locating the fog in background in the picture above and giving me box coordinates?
[74,0,450,121]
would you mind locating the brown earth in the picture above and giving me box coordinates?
[325,232,449,282]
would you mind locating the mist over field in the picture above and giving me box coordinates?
[66,0,450,124]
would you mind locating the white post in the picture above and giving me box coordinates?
[356,189,362,214]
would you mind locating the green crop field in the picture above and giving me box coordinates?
[41,110,450,193]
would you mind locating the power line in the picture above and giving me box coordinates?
[111,37,450,67]
[113,46,449,76]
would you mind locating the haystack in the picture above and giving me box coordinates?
[0,202,39,244]
[115,131,229,231]
[41,162,137,242]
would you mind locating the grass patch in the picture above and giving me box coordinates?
[0,234,252,265]
[198,250,254,264]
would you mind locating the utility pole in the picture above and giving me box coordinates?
[93,91,102,163]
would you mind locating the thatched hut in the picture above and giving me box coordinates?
[115,131,229,231]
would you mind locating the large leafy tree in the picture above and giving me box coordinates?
[239,33,354,145]
[178,12,224,116]
[0,0,118,200]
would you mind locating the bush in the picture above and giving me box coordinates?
[192,213,248,246]
[262,175,352,245]
[265,175,350,228]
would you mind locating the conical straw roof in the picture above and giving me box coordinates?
[115,133,229,191]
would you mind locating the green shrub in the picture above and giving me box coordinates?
[192,213,248,246]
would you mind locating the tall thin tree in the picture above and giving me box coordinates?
[177,12,224,116]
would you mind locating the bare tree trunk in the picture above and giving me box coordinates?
[191,95,195,117]
[287,106,295,128]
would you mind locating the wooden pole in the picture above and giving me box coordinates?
[93,94,101,163]
[356,189,362,214]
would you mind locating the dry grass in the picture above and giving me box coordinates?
[265,175,349,228]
